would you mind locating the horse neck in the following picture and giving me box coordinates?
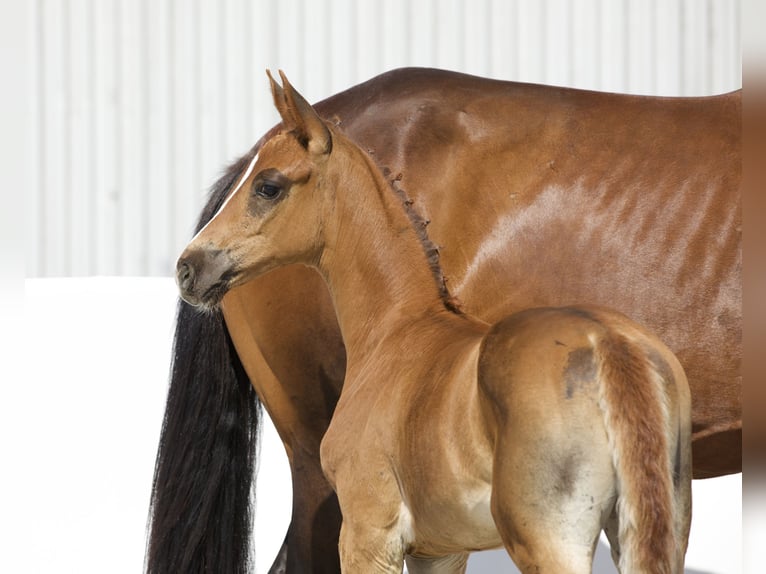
[316,141,450,362]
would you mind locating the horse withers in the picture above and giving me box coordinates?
[176,72,692,574]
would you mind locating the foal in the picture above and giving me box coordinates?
[177,72,692,574]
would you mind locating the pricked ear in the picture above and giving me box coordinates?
[267,69,300,130]
[266,69,332,156]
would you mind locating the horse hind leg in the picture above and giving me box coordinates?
[602,509,622,569]
[405,552,469,574]
[493,516,601,574]
[481,386,613,571]
[488,435,613,573]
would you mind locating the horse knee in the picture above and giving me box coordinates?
[338,521,405,574]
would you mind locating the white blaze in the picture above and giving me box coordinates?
[189,152,260,243]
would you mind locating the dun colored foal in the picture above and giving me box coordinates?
[177,72,692,573]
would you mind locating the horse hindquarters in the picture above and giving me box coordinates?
[477,308,691,574]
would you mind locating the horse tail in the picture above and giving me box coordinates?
[594,331,683,574]
[146,150,261,574]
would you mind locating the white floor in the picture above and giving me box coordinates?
[5,278,742,573]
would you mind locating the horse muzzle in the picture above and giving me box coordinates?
[176,248,237,308]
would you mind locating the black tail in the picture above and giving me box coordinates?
[147,150,261,573]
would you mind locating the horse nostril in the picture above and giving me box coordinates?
[176,260,195,293]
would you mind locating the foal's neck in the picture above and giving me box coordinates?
[317,141,458,362]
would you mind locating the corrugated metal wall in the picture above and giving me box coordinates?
[26,0,741,277]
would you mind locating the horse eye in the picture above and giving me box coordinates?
[255,182,282,199]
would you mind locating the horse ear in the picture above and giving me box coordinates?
[266,70,332,156]
[267,69,293,125]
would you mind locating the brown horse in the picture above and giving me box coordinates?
[147,68,740,573]
[176,72,693,574]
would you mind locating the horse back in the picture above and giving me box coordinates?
[316,68,738,477]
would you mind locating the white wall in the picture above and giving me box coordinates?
[25,0,741,278]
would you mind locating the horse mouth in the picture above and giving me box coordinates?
[197,275,237,309]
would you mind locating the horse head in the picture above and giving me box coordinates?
[176,71,334,308]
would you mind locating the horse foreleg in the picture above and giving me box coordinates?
[338,520,406,574]
[405,553,468,574]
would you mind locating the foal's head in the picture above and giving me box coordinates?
[177,71,338,308]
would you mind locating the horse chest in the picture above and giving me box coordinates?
[320,353,501,553]
[322,406,501,554]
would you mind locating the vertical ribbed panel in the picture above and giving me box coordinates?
[27,0,742,277]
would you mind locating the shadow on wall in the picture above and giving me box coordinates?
[466,541,713,574]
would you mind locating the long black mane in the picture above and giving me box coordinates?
[146,149,261,574]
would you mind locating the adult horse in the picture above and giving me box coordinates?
[147,68,740,573]
[176,70,693,574]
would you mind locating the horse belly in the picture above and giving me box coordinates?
[406,479,502,555]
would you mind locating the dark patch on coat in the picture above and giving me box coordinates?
[645,347,676,390]
[563,347,597,399]
[554,453,580,497]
